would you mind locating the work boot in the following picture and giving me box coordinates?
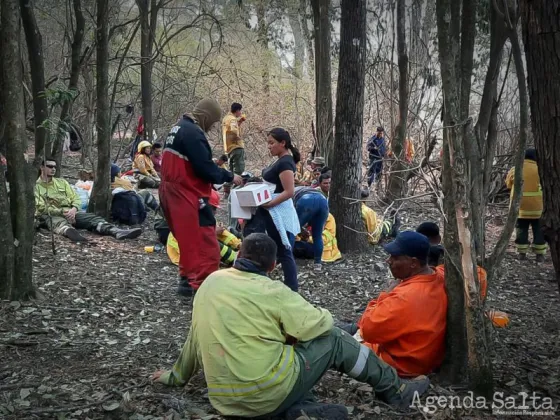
[108,226,142,240]
[285,402,348,420]
[381,375,430,410]
[65,227,89,243]
[177,277,195,297]
[518,253,527,261]
[536,254,545,263]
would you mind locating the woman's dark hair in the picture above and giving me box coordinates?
[268,127,301,164]
[231,102,243,113]
[525,148,537,161]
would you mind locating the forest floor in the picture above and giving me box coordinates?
[2,155,560,419]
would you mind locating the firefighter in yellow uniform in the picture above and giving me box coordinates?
[222,102,245,175]
[360,191,398,245]
[505,148,546,261]
[311,213,342,262]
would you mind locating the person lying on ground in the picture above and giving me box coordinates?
[166,190,241,268]
[110,164,159,226]
[150,142,163,175]
[361,189,399,245]
[35,160,142,243]
[294,212,342,264]
[293,185,329,271]
[133,141,161,189]
[152,233,430,420]
[342,231,448,377]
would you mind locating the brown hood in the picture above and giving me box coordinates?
[191,98,222,132]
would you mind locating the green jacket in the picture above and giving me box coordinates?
[158,267,333,417]
[35,177,81,217]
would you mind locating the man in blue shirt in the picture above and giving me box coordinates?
[366,126,387,187]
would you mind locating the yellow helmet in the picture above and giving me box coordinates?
[137,140,152,153]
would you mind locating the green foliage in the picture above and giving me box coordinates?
[40,86,79,108]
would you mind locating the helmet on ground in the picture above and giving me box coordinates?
[209,190,221,208]
[137,140,152,153]
[241,171,253,179]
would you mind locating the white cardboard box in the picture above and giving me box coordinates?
[230,190,253,219]
[234,183,273,207]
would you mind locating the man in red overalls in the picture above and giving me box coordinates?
[160,98,242,296]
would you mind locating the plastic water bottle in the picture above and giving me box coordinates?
[488,309,510,328]
[145,244,165,253]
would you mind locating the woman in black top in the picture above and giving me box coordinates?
[244,128,300,291]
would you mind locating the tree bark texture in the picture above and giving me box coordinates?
[436,0,493,395]
[288,3,305,79]
[521,0,560,289]
[310,0,334,165]
[88,0,111,218]
[299,0,314,75]
[137,0,157,141]
[51,0,84,171]
[20,0,48,168]
[329,0,368,253]
[256,0,270,95]
[0,0,35,300]
[385,0,408,201]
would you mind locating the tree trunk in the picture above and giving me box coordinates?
[436,0,493,396]
[0,0,35,300]
[485,1,527,283]
[20,0,48,168]
[310,0,334,164]
[136,0,157,142]
[521,0,560,289]
[385,0,408,201]
[50,0,84,172]
[299,0,314,74]
[256,0,270,95]
[288,2,305,79]
[81,61,95,168]
[329,0,368,253]
[88,0,111,218]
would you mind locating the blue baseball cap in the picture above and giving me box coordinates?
[383,231,430,263]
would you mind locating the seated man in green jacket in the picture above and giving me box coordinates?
[35,159,142,242]
[152,233,429,419]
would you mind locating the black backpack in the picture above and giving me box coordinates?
[111,191,147,225]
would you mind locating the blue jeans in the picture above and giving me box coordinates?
[246,208,299,292]
[367,155,383,186]
[295,194,329,263]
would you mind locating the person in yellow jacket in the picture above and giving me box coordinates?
[505,148,546,261]
[153,233,430,419]
[361,190,399,245]
[294,213,342,263]
[222,102,246,175]
[166,190,241,266]
[133,141,161,188]
[35,159,142,242]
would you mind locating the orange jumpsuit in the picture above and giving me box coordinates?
[358,267,447,377]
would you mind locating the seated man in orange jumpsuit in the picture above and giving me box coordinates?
[352,231,448,377]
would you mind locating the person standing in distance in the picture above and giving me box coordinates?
[160,98,242,297]
[222,102,246,175]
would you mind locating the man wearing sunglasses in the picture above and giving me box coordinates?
[35,160,142,242]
